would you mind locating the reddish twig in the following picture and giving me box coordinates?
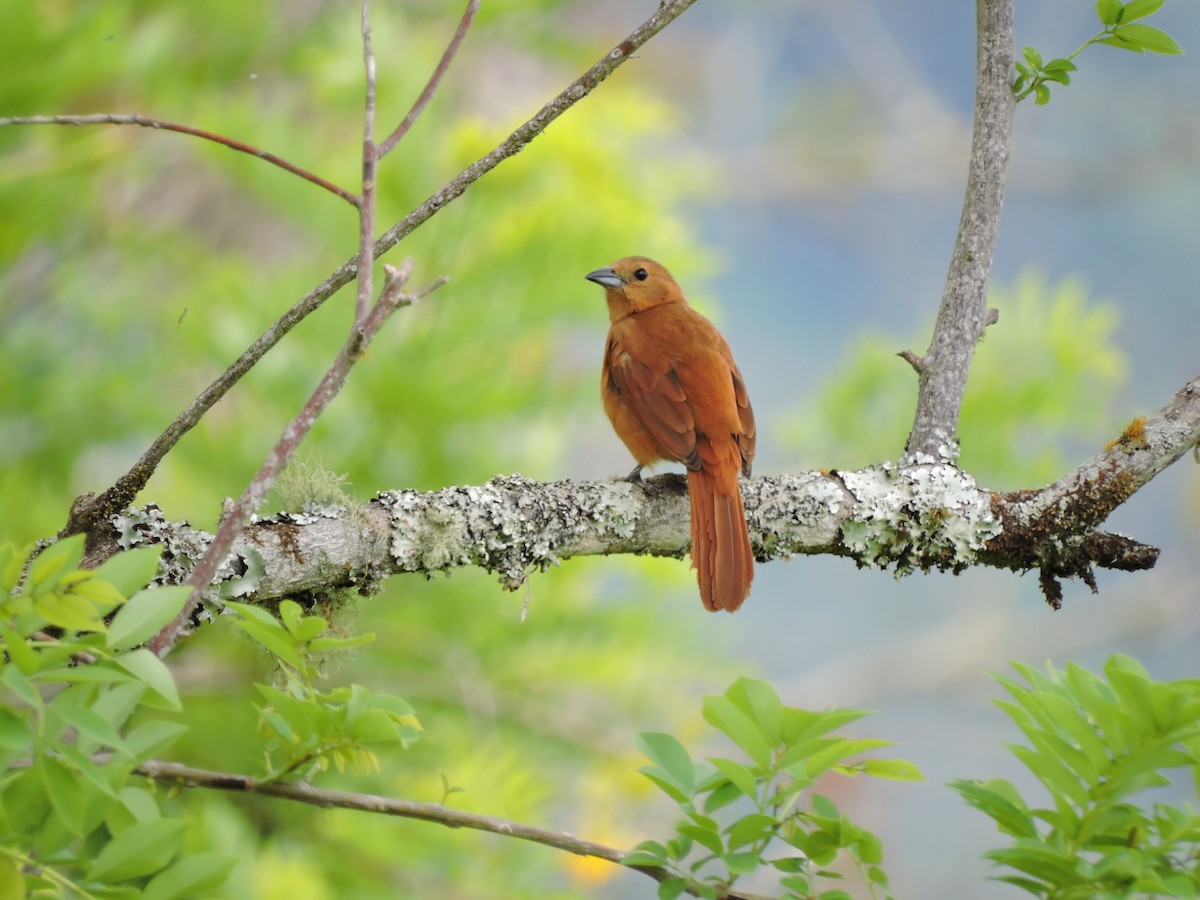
[356,1,380,325]
[378,0,480,157]
[0,114,360,207]
[146,263,447,657]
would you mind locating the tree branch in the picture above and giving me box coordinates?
[0,114,360,207]
[378,0,480,157]
[61,0,703,545]
[904,0,1014,462]
[356,1,380,325]
[112,375,1198,620]
[132,759,738,897]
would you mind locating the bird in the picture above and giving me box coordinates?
[585,256,756,612]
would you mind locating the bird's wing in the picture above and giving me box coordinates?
[606,334,701,470]
[731,364,756,476]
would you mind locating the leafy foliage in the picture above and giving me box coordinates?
[1015,0,1182,104]
[953,656,1200,898]
[0,537,235,899]
[225,599,420,780]
[624,677,921,899]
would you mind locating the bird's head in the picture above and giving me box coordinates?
[585,256,683,320]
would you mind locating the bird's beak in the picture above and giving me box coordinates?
[585,267,623,288]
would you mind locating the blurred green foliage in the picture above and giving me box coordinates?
[1,1,729,896]
[780,270,1128,488]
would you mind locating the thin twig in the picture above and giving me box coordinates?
[378,0,480,157]
[903,0,1014,462]
[0,114,360,207]
[60,0,701,544]
[131,758,756,899]
[356,1,379,326]
[145,264,445,657]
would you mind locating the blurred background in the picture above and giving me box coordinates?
[1,1,1197,896]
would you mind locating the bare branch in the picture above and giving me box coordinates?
[904,0,1014,462]
[0,114,360,207]
[145,267,448,657]
[114,375,1199,621]
[62,0,702,544]
[131,758,755,899]
[356,1,379,326]
[379,0,480,157]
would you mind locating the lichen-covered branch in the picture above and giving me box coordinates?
[904,0,1014,461]
[108,374,1198,621]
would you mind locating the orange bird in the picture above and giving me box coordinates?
[586,256,756,612]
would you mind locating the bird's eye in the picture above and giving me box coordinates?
[634,268,649,281]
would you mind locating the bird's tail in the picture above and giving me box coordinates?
[687,458,753,612]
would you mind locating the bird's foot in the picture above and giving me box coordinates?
[623,465,644,483]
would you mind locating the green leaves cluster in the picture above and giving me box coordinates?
[0,535,232,899]
[1016,0,1182,105]
[623,677,921,900]
[225,600,421,781]
[953,656,1200,898]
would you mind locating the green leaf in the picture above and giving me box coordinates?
[0,543,23,595]
[1097,33,1146,52]
[34,591,106,633]
[87,818,189,882]
[707,756,760,799]
[1042,58,1078,72]
[678,823,724,855]
[1,625,38,674]
[114,649,181,711]
[106,585,193,651]
[1096,0,1124,25]
[94,545,163,597]
[951,779,1038,839]
[226,605,304,669]
[702,779,744,815]
[727,677,783,745]
[2,664,41,708]
[0,855,24,900]
[38,754,86,834]
[722,850,760,875]
[623,840,668,867]
[1121,0,1165,23]
[67,574,126,609]
[702,695,773,769]
[637,732,697,797]
[657,877,688,900]
[725,813,776,850]
[49,700,130,755]
[1034,83,1052,105]
[125,720,189,762]
[859,758,923,781]
[278,599,304,637]
[348,708,402,742]
[1112,22,1183,54]
[142,853,238,900]
[307,633,375,653]
[0,707,32,751]
[26,535,85,592]
[1022,46,1043,69]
